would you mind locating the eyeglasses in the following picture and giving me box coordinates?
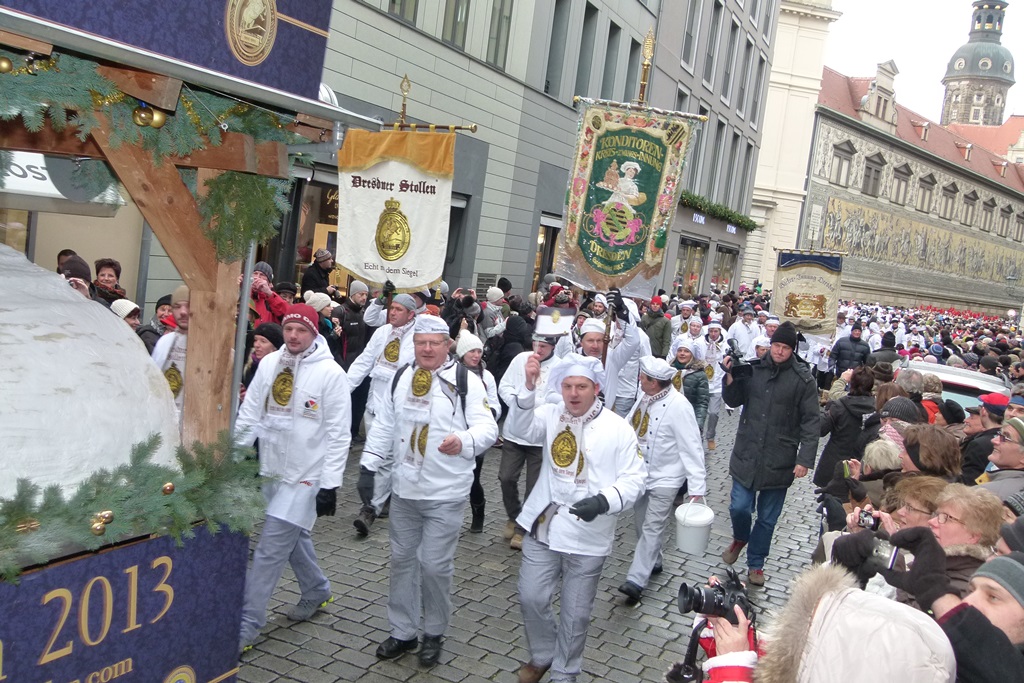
[933,511,966,526]
[901,502,932,517]
[994,431,1023,445]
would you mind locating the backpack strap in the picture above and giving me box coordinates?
[390,363,411,398]
[391,361,469,421]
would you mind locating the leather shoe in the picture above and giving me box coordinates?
[617,580,642,605]
[517,661,551,683]
[651,563,663,575]
[375,636,418,660]
[419,634,442,667]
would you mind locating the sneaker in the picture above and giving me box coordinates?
[706,439,716,451]
[510,532,523,551]
[721,540,746,565]
[287,594,334,621]
[239,636,257,657]
[747,569,765,586]
[354,507,376,536]
[503,519,517,540]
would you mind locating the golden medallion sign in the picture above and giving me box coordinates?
[336,130,455,293]
[774,251,843,334]
[225,0,278,66]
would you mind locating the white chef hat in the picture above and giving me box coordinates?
[670,336,696,359]
[753,335,772,349]
[414,314,450,335]
[680,300,696,309]
[547,353,605,391]
[640,356,675,381]
[594,293,608,307]
[580,318,606,336]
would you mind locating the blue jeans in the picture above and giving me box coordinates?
[728,480,788,570]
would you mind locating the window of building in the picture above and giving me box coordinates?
[676,86,690,112]
[981,199,996,231]
[624,38,641,101]
[686,105,709,192]
[601,22,621,100]
[739,141,755,206]
[962,191,978,225]
[703,1,724,85]
[828,141,855,187]
[999,207,1013,237]
[721,20,740,102]
[861,153,884,197]
[971,106,983,122]
[544,0,571,95]
[761,0,775,37]
[748,54,766,127]
[916,175,935,213]
[749,0,761,24]
[682,0,704,68]
[575,3,599,96]
[486,0,514,70]
[442,0,470,49]
[939,183,958,220]
[706,120,727,197]
[974,92,985,103]
[723,131,741,203]
[891,165,910,205]
[736,39,753,116]
[674,237,709,297]
[389,0,417,24]
[1016,214,1024,242]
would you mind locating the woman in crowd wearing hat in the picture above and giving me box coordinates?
[617,357,705,605]
[932,398,968,444]
[110,299,142,332]
[136,293,172,353]
[979,417,1024,501]
[302,291,338,361]
[895,423,963,482]
[669,337,709,432]
[751,334,771,360]
[815,367,875,488]
[248,261,289,325]
[455,329,500,534]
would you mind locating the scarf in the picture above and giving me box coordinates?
[93,280,126,304]
[400,359,455,483]
[631,387,671,444]
[257,342,317,446]
[370,319,414,381]
[549,398,603,504]
[161,332,188,413]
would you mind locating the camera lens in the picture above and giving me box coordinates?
[677,583,708,615]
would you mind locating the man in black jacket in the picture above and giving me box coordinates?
[720,321,819,586]
[301,249,342,301]
[866,331,900,366]
[335,280,371,441]
[962,393,1007,484]
[830,323,870,374]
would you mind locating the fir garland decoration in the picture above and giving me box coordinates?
[0,46,307,262]
[679,190,759,232]
[0,433,264,582]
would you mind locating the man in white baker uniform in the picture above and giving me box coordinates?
[151,283,191,429]
[513,353,646,683]
[697,321,729,451]
[362,280,432,327]
[345,293,418,535]
[670,299,698,336]
[728,306,760,360]
[366,315,498,667]
[235,303,351,652]
[617,357,705,604]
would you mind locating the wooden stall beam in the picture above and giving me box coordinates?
[96,64,183,111]
[0,29,52,55]
[173,133,289,179]
[0,119,103,158]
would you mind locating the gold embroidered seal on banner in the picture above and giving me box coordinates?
[638,412,650,438]
[417,424,429,455]
[705,365,715,380]
[551,426,578,468]
[384,339,400,363]
[672,371,683,392]
[375,197,411,262]
[225,0,278,67]
[165,362,183,398]
[412,368,433,397]
[272,367,293,406]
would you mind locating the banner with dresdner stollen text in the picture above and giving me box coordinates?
[335,129,454,293]
[554,102,699,298]
[774,250,844,334]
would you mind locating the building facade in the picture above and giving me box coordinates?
[797,64,1024,311]
[941,0,1015,127]
[742,0,839,290]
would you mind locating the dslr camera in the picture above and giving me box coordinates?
[678,566,752,625]
[723,338,753,379]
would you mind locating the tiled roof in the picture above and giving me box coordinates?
[817,66,1024,196]
[947,115,1024,158]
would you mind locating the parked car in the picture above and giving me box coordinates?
[901,360,1010,410]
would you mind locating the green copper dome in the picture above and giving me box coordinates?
[943,1,1015,84]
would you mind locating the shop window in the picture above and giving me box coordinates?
[711,245,739,293]
[531,216,561,293]
[673,237,709,298]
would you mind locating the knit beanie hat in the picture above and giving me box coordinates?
[973,552,1024,608]
[393,293,417,311]
[881,331,896,348]
[155,294,172,310]
[937,398,966,425]
[254,261,274,280]
[1005,491,1024,519]
[487,286,504,303]
[61,255,91,282]
[253,322,284,350]
[880,396,922,423]
[456,329,484,358]
[303,290,331,313]
[172,284,190,304]
[110,299,140,320]
[349,280,369,296]
[770,321,798,349]
[314,248,332,263]
[281,304,319,334]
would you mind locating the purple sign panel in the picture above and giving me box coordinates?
[0,528,248,683]
[0,0,332,100]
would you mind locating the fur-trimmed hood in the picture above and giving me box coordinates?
[755,564,955,683]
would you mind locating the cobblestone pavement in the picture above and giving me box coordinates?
[239,409,823,683]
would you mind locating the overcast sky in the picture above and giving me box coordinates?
[823,0,1023,123]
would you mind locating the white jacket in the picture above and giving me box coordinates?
[515,391,646,556]
[346,320,415,415]
[234,337,351,529]
[362,298,387,327]
[553,319,641,407]
[499,350,559,446]
[728,320,760,359]
[615,328,651,407]
[698,335,728,394]
[625,389,705,493]
[362,360,498,500]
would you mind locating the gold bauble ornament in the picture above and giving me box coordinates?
[99,510,115,524]
[91,522,107,536]
[162,482,175,495]
[149,108,167,129]
[0,57,13,74]
[132,106,154,126]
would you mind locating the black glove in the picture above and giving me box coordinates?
[569,493,609,522]
[382,280,397,298]
[878,527,955,609]
[830,531,882,586]
[815,491,848,532]
[607,288,629,322]
[316,487,337,517]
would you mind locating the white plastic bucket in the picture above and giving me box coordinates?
[674,501,714,555]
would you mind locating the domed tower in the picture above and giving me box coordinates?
[941,1,1015,126]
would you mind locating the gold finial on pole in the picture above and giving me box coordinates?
[398,74,411,125]
[386,74,479,133]
[636,28,655,105]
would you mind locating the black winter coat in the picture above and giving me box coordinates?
[830,335,871,373]
[723,354,820,490]
[300,263,335,298]
[961,428,998,485]
[814,394,875,487]
[866,347,900,366]
[335,300,368,370]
